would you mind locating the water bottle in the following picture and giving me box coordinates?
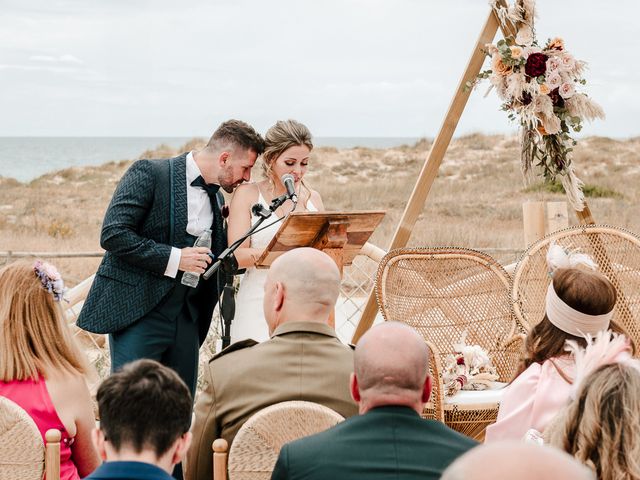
[181,229,212,288]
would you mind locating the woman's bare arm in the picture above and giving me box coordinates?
[227,183,264,268]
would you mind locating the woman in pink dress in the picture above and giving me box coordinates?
[0,260,101,479]
[485,246,630,442]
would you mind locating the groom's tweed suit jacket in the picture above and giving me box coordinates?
[77,153,224,339]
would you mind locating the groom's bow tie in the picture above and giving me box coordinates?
[190,176,220,197]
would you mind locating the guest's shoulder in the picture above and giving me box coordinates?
[513,361,544,384]
[209,339,259,364]
[425,418,479,449]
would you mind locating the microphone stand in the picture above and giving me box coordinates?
[203,192,295,349]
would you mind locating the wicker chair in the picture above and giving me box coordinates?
[375,247,525,440]
[0,396,61,480]
[212,401,344,480]
[512,224,640,346]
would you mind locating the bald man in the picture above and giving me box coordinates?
[185,248,358,480]
[441,442,595,480]
[270,322,477,480]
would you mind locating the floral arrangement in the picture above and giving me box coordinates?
[442,332,499,396]
[471,0,605,211]
[33,260,66,302]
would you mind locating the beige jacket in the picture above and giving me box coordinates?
[185,321,358,480]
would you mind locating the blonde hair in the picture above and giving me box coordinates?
[0,260,88,381]
[551,362,640,480]
[261,120,313,198]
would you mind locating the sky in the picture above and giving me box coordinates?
[1,0,638,138]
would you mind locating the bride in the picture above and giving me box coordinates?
[227,119,324,343]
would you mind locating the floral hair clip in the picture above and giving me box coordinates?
[546,242,597,276]
[33,260,67,302]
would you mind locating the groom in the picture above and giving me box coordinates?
[77,119,264,398]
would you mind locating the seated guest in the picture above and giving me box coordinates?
[548,333,640,480]
[485,253,628,442]
[0,260,100,480]
[270,322,477,480]
[85,359,193,480]
[185,248,358,480]
[441,442,594,480]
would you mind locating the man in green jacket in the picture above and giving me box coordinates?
[271,321,478,480]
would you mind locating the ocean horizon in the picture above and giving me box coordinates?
[0,136,422,183]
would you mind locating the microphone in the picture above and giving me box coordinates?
[281,174,297,202]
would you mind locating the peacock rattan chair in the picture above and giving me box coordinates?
[212,401,344,480]
[0,396,61,480]
[512,224,640,346]
[375,247,525,440]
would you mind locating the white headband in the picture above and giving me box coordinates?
[545,283,613,337]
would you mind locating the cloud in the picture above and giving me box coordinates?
[0,0,639,136]
[29,54,83,64]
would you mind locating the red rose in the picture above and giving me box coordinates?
[548,87,565,108]
[525,53,548,78]
[456,356,465,365]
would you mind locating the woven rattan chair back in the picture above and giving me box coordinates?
[227,401,344,480]
[0,396,45,480]
[375,247,524,438]
[376,248,519,379]
[512,225,640,346]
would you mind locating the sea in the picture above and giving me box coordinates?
[0,137,421,183]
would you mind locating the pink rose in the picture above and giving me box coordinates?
[559,82,576,99]
[546,57,560,73]
[560,54,576,72]
[546,72,562,89]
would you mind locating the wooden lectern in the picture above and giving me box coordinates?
[256,211,385,272]
[256,211,385,326]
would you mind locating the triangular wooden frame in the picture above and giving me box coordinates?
[352,0,596,343]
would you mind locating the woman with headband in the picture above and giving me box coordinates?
[484,244,630,442]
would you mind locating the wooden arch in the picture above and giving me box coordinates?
[352,0,596,343]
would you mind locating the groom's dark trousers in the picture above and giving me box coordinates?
[77,153,226,398]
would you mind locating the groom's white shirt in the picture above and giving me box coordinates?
[164,151,215,278]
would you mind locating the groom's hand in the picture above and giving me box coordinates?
[179,247,212,273]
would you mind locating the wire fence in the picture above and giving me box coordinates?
[4,247,524,389]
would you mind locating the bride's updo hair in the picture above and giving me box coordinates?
[261,120,313,181]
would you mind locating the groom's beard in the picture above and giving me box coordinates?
[218,167,244,193]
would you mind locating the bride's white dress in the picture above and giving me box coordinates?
[230,191,317,343]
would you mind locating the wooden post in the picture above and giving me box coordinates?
[213,438,228,480]
[546,201,569,233]
[575,202,596,225]
[45,429,61,480]
[523,201,545,247]
[352,6,513,344]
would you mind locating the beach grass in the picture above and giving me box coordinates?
[1,134,639,284]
